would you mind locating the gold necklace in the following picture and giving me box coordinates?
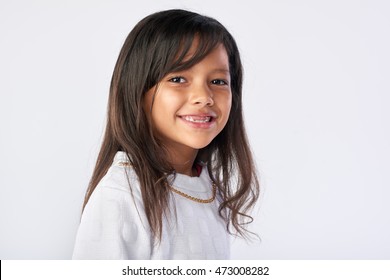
[168,182,217,203]
[119,161,216,203]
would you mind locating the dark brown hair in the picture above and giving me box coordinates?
[83,9,260,241]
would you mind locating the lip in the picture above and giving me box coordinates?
[177,113,217,129]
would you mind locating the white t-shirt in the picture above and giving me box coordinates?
[72,151,230,259]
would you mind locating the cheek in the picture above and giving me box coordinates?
[143,89,155,118]
[227,95,232,113]
[154,91,185,117]
[218,93,232,118]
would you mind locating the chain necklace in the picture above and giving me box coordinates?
[168,182,217,203]
[119,161,216,203]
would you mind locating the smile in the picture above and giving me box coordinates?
[181,116,212,123]
[178,114,217,128]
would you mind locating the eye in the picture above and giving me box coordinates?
[169,76,186,83]
[211,79,229,86]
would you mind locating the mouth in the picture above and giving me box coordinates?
[180,115,214,123]
[178,114,217,128]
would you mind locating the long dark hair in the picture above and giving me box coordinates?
[83,9,260,241]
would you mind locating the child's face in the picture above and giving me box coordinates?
[144,43,232,156]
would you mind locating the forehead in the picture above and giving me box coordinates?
[180,39,229,68]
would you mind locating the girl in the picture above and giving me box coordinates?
[73,9,259,260]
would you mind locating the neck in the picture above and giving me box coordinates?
[167,148,198,177]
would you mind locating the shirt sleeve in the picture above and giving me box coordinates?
[72,180,152,259]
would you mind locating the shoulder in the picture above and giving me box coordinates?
[73,152,151,259]
[97,151,138,194]
[83,151,143,217]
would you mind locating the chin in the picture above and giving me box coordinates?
[187,140,213,150]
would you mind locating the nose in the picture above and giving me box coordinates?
[190,84,214,106]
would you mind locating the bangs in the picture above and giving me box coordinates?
[166,30,225,74]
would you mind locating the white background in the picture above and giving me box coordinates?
[0,0,389,259]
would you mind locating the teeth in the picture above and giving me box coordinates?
[183,116,211,123]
